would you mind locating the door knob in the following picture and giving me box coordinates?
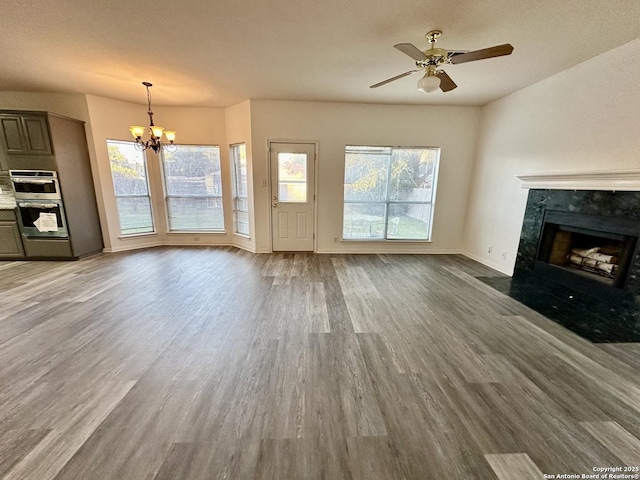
[272,195,277,200]
[273,203,278,208]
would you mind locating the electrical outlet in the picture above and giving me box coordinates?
[193,236,200,242]
[487,245,493,254]
[334,236,339,243]
[500,250,507,260]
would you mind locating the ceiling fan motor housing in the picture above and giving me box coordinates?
[417,48,450,67]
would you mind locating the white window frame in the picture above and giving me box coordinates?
[230,143,250,236]
[160,144,224,232]
[342,145,439,241]
[107,139,155,236]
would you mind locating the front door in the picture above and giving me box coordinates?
[270,142,315,251]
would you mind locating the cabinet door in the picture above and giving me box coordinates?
[22,115,53,154]
[0,221,25,257]
[0,113,52,156]
[0,115,28,154]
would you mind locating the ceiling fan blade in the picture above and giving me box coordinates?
[394,43,428,61]
[449,44,514,64]
[370,69,420,88]
[437,70,457,92]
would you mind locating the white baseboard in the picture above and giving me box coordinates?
[462,250,513,276]
[103,241,161,253]
[316,247,461,255]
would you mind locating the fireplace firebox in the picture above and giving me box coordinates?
[535,210,639,290]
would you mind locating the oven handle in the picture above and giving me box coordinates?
[18,202,59,209]
[12,178,56,184]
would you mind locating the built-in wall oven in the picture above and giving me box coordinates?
[10,170,60,196]
[10,170,69,239]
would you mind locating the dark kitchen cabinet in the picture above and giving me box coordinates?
[48,114,103,258]
[0,113,52,156]
[0,110,103,259]
[0,111,56,171]
[0,210,25,258]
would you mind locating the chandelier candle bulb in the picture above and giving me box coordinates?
[129,126,145,139]
[164,131,176,143]
[150,125,165,139]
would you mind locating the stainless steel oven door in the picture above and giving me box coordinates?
[10,170,61,200]
[16,200,69,238]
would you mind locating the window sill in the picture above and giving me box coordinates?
[340,238,432,243]
[118,232,157,240]
[233,233,251,240]
[167,230,227,234]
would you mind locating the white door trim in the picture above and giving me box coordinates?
[267,139,319,253]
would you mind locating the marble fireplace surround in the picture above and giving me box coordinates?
[514,169,640,289]
[501,169,640,342]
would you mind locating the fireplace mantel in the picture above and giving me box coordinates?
[516,170,640,191]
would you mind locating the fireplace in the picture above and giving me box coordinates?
[535,210,639,290]
[482,184,640,343]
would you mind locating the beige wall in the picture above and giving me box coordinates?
[463,38,640,274]
[85,95,229,252]
[1,94,481,255]
[224,100,256,252]
[250,100,481,254]
[0,92,90,121]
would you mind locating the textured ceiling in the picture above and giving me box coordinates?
[1,0,639,107]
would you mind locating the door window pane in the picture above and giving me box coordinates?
[107,140,154,235]
[278,153,307,202]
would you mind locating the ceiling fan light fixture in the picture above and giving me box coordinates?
[417,73,441,93]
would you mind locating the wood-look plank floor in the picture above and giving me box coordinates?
[1,247,639,479]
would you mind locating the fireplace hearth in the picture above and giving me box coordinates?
[481,188,640,343]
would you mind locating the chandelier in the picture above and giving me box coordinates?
[129,82,177,153]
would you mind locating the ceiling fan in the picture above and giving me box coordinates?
[370,30,514,93]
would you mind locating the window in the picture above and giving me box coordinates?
[161,145,224,231]
[342,145,439,241]
[107,140,154,235]
[230,143,249,236]
[277,153,307,202]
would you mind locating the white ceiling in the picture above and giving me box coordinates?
[1,0,639,108]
